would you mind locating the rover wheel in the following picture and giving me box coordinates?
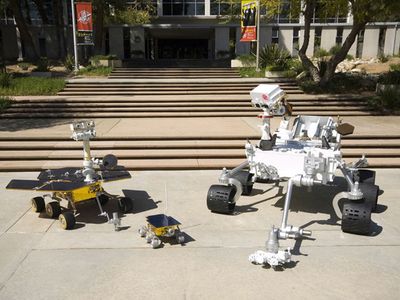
[118,197,133,213]
[151,237,161,249]
[138,226,147,237]
[59,212,76,230]
[206,185,237,214]
[232,171,254,195]
[31,196,45,213]
[341,200,371,235]
[145,232,154,243]
[176,232,185,244]
[359,183,379,212]
[45,201,61,218]
[354,169,376,185]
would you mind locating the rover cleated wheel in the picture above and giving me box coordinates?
[341,200,372,235]
[176,232,185,244]
[138,226,147,237]
[118,197,133,213]
[151,237,161,249]
[206,185,237,214]
[31,196,45,213]
[359,183,379,212]
[145,232,154,243]
[59,212,76,230]
[45,201,61,218]
[232,171,254,196]
[354,169,376,185]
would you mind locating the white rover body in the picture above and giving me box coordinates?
[206,84,380,269]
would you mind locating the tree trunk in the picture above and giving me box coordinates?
[298,0,320,82]
[52,0,66,58]
[32,0,50,24]
[8,0,38,60]
[321,21,367,85]
[93,0,105,55]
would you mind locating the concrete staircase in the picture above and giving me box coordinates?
[0,67,398,170]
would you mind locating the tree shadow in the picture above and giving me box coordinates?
[0,117,72,132]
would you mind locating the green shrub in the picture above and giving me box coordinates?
[368,88,400,111]
[389,63,400,72]
[0,95,13,111]
[299,73,376,94]
[77,66,112,77]
[378,53,389,63]
[314,48,329,58]
[237,54,256,67]
[0,72,12,88]
[238,67,265,78]
[0,77,65,96]
[346,54,354,60]
[377,71,400,85]
[260,44,291,70]
[18,62,31,70]
[329,45,342,56]
[288,58,304,74]
[34,57,49,72]
[64,54,75,71]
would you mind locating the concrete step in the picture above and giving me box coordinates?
[0,157,398,171]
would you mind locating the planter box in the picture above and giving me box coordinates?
[231,59,256,68]
[376,83,400,94]
[97,59,122,68]
[265,70,286,78]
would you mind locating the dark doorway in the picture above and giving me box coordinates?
[158,39,208,59]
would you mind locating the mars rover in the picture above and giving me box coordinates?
[206,84,380,268]
[6,120,133,230]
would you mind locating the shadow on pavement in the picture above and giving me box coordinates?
[122,189,158,213]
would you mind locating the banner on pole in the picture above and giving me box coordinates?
[76,2,93,45]
[240,0,257,42]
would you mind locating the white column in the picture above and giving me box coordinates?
[205,0,210,16]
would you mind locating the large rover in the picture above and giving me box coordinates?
[206,84,380,268]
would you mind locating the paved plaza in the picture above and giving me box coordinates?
[0,169,399,299]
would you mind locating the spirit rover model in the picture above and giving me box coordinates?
[6,120,133,230]
[206,84,380,268]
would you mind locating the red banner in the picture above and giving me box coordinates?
[76,2,93,32]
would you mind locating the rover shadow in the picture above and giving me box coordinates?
[159,231,196,247]
[122,189,159,213]
[235,184,285,214]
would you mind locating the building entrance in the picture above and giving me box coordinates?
[157,39,208,59]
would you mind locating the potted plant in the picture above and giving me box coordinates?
[259,44,291,78]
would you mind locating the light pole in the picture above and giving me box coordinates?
[255,0,261,72]
[70,0,79,71]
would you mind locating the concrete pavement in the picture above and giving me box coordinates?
[0,169,399,299]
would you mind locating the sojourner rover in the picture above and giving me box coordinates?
[206,84,380,268]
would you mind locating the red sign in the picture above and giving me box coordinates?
[241,27,256,42]
[76,2,93,32]
[240,0,257,42]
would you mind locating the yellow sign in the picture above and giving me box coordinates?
[241,0,257,42]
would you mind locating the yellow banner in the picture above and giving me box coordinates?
[241,0,257,42]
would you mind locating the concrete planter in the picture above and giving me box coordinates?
[98,59,122,68]
[231,59,256,68]
[265,70,286,78]
[376,83,400,94]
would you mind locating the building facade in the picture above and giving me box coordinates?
[1,0,400,62]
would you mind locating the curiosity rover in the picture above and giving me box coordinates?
[206,84,380,268]
[6,120,133,230]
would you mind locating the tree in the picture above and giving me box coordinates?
[262,0,400,85]
[8,0,39,60]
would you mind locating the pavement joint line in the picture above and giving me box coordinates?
[3,207,31,235]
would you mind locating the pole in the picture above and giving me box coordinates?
[70,0,79,71]
[255,0,261,72]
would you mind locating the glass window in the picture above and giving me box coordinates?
[336,27,343,45]
[314,27,322,53]
[272,27,279,44]
[163,0,205,16]
[210,1,240,16]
